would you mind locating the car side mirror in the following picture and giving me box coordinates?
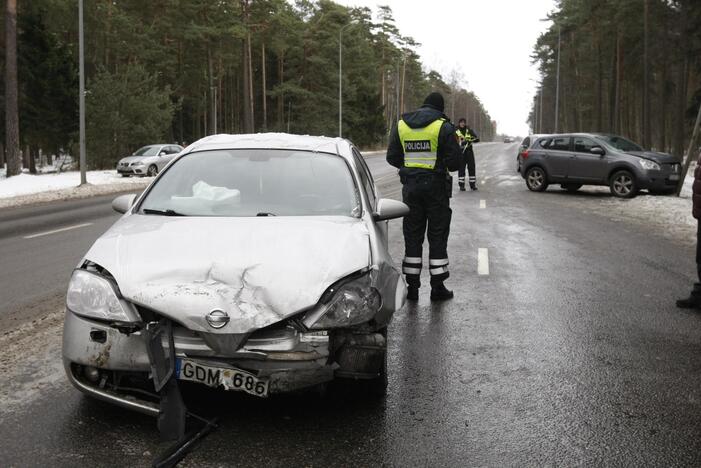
[112,194,137,214]
[159,151,167,156]
[373,198,410,221]
[591,146,605,156]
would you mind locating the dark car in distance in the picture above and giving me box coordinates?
[518,133,682,198]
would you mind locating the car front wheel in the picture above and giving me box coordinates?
[610,170,638,198]
[147,165,158,177]
[525,167,548,192]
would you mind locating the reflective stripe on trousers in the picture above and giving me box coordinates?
[402,256,422,275]
[429,258,449,276]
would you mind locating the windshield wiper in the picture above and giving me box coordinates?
[256,212,276,217]
[142,208,186,216]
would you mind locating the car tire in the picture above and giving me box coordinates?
[609,170,638,198]
[147,165,158,177]
[561,183,582,193]
[121,174,130,178]
[525,166,548,192]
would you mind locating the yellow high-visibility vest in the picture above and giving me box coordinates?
[398,118,444,169]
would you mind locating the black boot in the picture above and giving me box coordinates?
[459,183,466,192]
[407,286,419,301]
[676,293,701,309]
[470,183,478,191]
[430,283,454,301]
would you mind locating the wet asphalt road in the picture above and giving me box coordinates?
[2,143,701,466]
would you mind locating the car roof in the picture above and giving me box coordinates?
[184,133,347,157]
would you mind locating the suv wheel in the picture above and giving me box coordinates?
[610,170,638,198]
[525,167,548,192]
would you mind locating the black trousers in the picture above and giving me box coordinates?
[401,175,452,288]
[458,147,476,187]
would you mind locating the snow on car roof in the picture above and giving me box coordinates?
[184,133,347,156]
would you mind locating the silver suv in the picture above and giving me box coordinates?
[519,133,682,198]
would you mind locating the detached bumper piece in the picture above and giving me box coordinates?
[144,319,218,467]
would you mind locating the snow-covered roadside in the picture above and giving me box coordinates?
[566,173,697,247]
[0,169,151,209]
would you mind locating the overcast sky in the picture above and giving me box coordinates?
[334,0,556,136]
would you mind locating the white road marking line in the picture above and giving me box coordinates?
[23,222,93,239]
[478,248,490,275]
[480,199,486,209]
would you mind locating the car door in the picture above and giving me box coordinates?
[157,146,176,169]
[570,137,608,183]
[352,147,388,246]
[541,136,573,181]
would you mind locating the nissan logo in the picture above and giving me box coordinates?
[206,309,229,329]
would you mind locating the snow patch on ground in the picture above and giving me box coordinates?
[560,174,696,247]
[0,169,151,209]
[0,310,66,419]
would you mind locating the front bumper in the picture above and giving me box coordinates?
[62,310,385,413]
[638,163,681,191]
[117,165,145,175]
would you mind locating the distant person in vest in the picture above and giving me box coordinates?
[455,118,480,191]
[386,92,461,301]
[677,151,701,310]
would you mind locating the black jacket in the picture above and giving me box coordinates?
[386,105,461,177]
[456,126,480,147]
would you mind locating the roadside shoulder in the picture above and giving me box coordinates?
[0,180,150,211]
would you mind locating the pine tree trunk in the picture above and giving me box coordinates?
[5,0,21,177]
[613,31,623,133]
[642,0,651,148]
[241,0,254,133]
[277,53,284,131]
[400,55,406,115]
[262,42,267,131]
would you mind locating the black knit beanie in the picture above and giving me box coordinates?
[422,92,445,112]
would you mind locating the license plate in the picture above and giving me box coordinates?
[176,358,269,397]
[669,174,680,181]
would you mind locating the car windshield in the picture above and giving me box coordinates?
[138,149,361,217]
[594,135,643,152]
[133,146,160,156]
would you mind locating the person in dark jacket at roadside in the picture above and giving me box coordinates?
[386,92,461,301]
[677,153,701,309]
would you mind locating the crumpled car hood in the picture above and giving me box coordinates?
[83,215,371,333]
[625,151,680,164]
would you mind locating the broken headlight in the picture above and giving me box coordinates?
[66,269,132,322]
[306,273,382,330]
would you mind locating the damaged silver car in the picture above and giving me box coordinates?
[63,133,409,417]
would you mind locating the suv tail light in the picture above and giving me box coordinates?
[520,150,529,159]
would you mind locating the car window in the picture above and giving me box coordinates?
[167,146,180,154]
[521,137,530,148]
[542,137,571,151]
[352,148,376,209]
[574,137,597,153]
[594,135,643,152]
[138,149,360,217]
[134,145,159,156]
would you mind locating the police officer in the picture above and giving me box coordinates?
[455,118,480,191]
[386,92,461,301]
